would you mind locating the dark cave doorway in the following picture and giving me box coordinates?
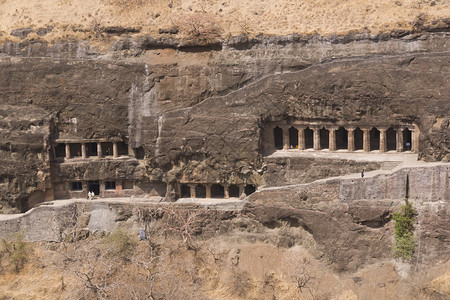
[274,126,283,150]
[88,181,100,195]
[289,126,298,149]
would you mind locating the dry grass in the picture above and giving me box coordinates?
[0,236,449,299]
[0,0,448,45]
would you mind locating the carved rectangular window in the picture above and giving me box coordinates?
[71,182,82,191]
[105,181,116,190]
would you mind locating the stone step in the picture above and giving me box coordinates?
[380,161,402,170]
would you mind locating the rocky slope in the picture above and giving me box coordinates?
[0,1,449,299]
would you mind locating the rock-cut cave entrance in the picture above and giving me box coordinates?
[86,142,98,157]
[88,181,100,195]
[195,184,206,198]
[180,184,190,198]
[274,126,283,150]
[336,127,348,150]
[386,127,396,151]
[354,127,363,150]
[55,143,66,158]
[319,127,329,149]
[229,185,240,198]
[304,127,314,149]
[403,128,412,151]
[244,184,256,196]
[211,184,225,198]
[370,128,380,151]
[289,126,298,148]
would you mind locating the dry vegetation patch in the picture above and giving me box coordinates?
[0,0,448,45]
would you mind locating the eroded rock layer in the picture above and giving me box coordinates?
[0,26,449,212]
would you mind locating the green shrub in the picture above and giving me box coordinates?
[103,229,137,261]
[392,199,415,260]
[1,231,28,272]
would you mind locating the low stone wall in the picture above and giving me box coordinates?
[0,164,448,242]
[0,202,77,242]
[340,165,449,202]
[250,164,449,207]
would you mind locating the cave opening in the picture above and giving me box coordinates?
[70,143,82,157]
[274,126,283,150]
[320,127,329,149]
[55,143,66,158]
[88,181,100,195]
[244,184,256,196]
[289,126,298,149]
[229,185,240,197]
[211,184,224,198]
[180,184,190,198]
[370,128,380,151]
[195,184,206,198]
[304,127,314,149]
[117,142,129,156]
[336,127,348,150]
[101,142,113,156]
[386,127,397,151]
[134,147,145,159]
[86,142,98,157]
[354,127,363,150]
[403,128,412,151]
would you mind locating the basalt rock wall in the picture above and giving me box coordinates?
[0,29,448,210]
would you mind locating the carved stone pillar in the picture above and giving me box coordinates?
[363,128,370,152]
[267,126,275,151]
[412,128,419,153]
[189,184,196,199]
[205,184,212,199]
[297,127,305,150]
[65,144,71,159]
[113,142,119,158]
[239,184,245,198]
[397,128,404,152]
[81,143,87,158]
[313,127,321,151]
[347,127,355,152]
[223,184,229,199]
[97,143,103,158]
[282,126,290,150]
[328,127,336,151]
[379,128,387,153]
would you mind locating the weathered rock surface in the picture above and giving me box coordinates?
[0,29,449,208]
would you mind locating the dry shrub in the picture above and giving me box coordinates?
[233,13,253,36]
[231,268,252,298]
[159,205,205,250]
[106,0,148,8]
[175,13,222,44]
[55,226,207,299]
[284,252,316,298]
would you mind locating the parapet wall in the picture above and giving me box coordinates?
[249,164,450,208]
[340,164,449,202]
[0,164,448,242]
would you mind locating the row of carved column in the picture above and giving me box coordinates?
[185,183,245,199]
[274,125,418,153]
[64,142,122,159]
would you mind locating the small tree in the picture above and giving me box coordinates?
[1,231,28,273]
[392,199,416,260]
[161,206,204,250]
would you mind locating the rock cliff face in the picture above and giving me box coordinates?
[0,26,448,210]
